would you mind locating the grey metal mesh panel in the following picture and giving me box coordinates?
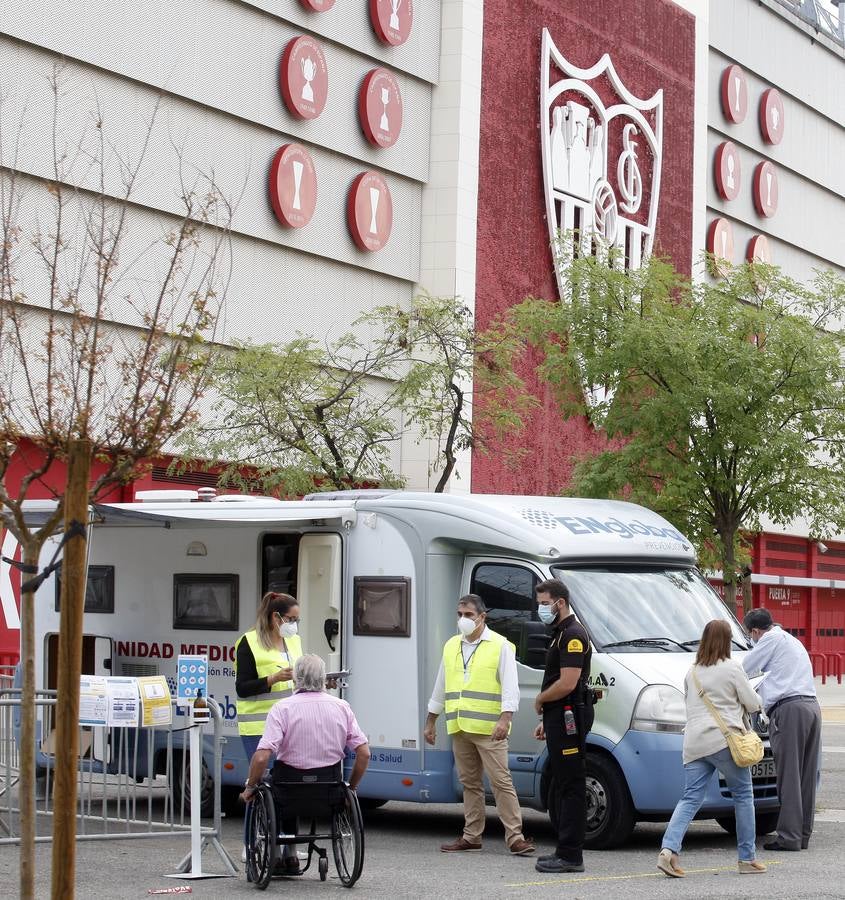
[0,0,433,183]
[241,0,442,83]
[1,40,423,283]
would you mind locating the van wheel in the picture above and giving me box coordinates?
[583,754,636,849]
[173,754,214,818]
[716,811,780,836]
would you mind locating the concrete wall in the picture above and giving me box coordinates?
[707,0,845,281]
[0,0,447,486]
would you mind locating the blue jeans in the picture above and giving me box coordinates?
[661,746,757,861]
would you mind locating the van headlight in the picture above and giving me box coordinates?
[631,684,686,734]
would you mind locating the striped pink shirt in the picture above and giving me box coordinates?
[257,690,368,769]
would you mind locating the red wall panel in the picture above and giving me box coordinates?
[472,0,696,495]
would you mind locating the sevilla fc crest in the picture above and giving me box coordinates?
[540,28,663,291]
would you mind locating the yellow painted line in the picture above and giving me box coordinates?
[822,708,845,723]
[506,860,783,888]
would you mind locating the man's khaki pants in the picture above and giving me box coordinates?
[452,730,525,847]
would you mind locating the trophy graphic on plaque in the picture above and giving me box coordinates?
[379,87,390,132]
[291,160,304,211]
[389,0,402,31]
[301,56,316,103]
[369,187,380,234]
[765,170,773,207]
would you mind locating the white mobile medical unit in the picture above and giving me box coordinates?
[12,490,777,845]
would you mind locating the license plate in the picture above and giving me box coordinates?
[751,757,776,779]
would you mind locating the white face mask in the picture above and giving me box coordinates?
[279,620,298,638]
[457,616,478,637]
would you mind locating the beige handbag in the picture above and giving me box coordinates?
[692,668,764,768]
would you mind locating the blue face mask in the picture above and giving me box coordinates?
[537,603,557,625]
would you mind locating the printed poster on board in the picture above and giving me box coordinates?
[138,675,173,727]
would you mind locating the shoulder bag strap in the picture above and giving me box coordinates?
[691,667,731,737]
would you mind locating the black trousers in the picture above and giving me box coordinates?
[544,703,594,863]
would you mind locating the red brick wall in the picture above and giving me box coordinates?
[472,0,696,494]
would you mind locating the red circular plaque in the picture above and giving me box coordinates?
[359,68,403,148]
[280,36,328,120]
[714,141,741,201]
[721,65,748,124]
[759,88,785,145]
[746,234,772,264]
[707,217,734,274]
[753,161,779,217]
[347,172,392,252]
[369,0,413,46]
[268,144,318,229]
[299,0,335,10]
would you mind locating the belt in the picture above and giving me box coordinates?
[766,695,817,717]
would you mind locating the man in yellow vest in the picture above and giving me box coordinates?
[424,594,535,856]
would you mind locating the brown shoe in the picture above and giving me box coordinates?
[738,860,766,874]
[509,838,536,856]
[657,848,685,878]
[440,837,482,853]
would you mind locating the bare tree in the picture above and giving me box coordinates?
[0,73,234,899]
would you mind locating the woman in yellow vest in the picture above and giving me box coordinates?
[235,591,303,870]
[235,591,303,761]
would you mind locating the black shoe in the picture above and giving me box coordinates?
[763,840,800,851]
[801,839,809,850]
[273,856,302,875]
[534,856,584,873]
[537,853,558,863]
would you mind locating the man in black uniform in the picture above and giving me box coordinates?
[533,578,593,873]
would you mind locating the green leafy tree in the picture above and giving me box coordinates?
[485,252,845,611]
[363,294,532,492]
[178,334,408,496]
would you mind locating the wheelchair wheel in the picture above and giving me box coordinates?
[318,854,328,881]
[245,784,277,890]
[332,786,364,887]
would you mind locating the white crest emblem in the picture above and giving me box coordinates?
[540,28,663,290]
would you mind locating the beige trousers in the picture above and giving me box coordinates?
[451,730,525,847]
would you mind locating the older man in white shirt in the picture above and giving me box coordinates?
[424,594,534,856]
[742,608,821,851]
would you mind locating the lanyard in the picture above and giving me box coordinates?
[460,642,481,681]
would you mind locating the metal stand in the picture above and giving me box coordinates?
[166,715,235,880]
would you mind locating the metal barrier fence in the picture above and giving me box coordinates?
[0,691,236,877]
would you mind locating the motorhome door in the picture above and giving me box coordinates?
[296,533,342,684]
[45,632,112,762]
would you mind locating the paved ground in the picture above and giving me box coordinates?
[2,677,844,898]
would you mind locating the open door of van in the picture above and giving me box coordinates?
[45,633,112,762]
[296,534,342,687]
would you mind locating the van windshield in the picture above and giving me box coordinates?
[550,566,749,652]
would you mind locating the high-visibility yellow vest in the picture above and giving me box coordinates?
[235,630,303,736]
[443,632,514,736]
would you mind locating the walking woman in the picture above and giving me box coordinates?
[657,619,766,877]
[235,592,302,872]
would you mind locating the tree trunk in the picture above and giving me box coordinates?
[742,573,753,619]
[18,540,39,900]
[721,535,737,612]
[50,439,91,900]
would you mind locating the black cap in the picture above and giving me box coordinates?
[744,608,773,631]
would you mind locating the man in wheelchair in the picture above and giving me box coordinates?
[240,655,371,888]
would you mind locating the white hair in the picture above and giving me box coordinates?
[294,654,326,693]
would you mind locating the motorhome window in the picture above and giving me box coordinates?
[470,563,547,669]
[550,566,749,652]
[261,534,300,598]
[353,576,411,637]
[54,565,115,614]
[173,574,239,631]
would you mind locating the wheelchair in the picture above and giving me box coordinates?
[244,761,365,889]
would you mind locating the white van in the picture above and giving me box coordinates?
[8,490,777,845]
